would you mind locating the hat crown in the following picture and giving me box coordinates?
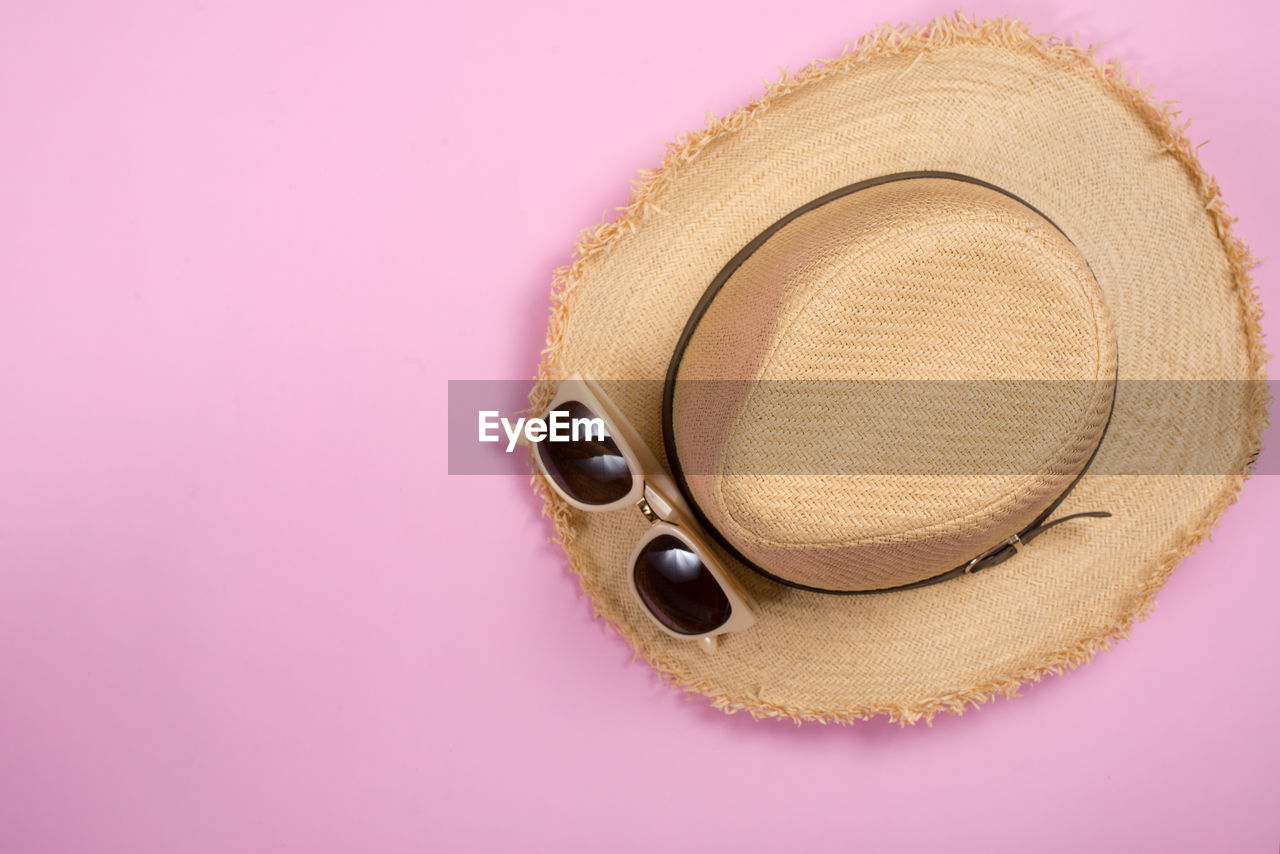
[670,177,1117,591]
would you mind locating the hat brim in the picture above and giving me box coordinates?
[529,15,1267,724]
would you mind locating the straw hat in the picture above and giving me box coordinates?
[529,14,1267,723]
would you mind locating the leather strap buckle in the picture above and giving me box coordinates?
[965,534,1022,573]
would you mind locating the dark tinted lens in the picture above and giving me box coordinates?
[536,400,632,505]
[633,535,731,635]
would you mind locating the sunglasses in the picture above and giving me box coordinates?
[532,375,755,652]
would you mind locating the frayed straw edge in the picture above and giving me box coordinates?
[527,12,1270,725]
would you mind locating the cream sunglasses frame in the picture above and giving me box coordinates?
[531,374,755,652]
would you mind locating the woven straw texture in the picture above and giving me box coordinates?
[529,15,1267,723]
[672,177,1117,590]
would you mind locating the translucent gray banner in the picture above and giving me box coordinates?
[448,379,1273,476]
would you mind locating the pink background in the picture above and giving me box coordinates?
[1,1,1277,851]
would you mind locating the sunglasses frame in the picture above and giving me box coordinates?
[533,374,755,650]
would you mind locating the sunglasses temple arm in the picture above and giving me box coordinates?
[642,471,697,526]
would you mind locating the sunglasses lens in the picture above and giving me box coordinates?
[536,400,633,505]
[633,535,731,636]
